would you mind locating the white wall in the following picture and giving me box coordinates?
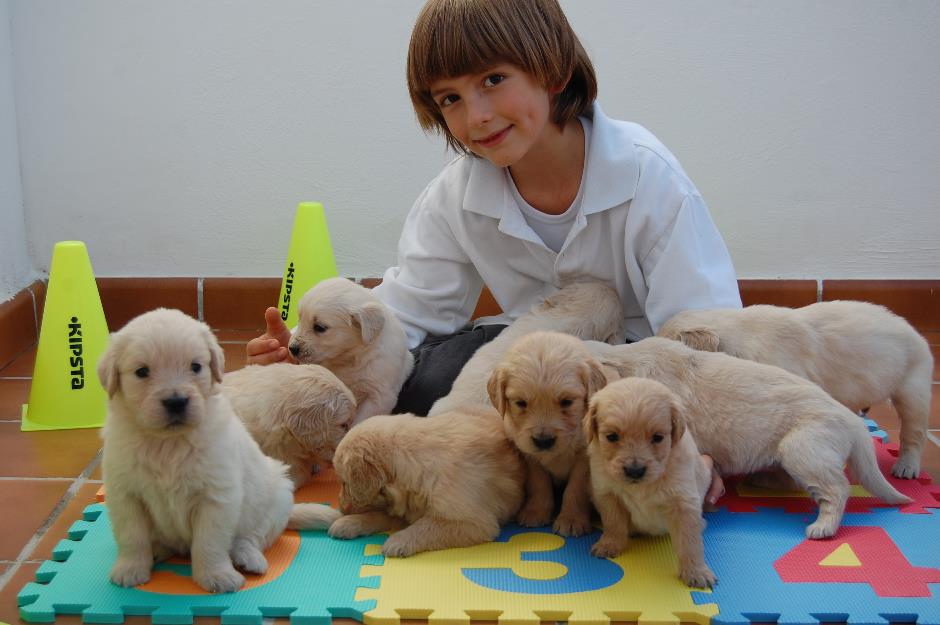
[9,1,940,281]
[0,0,33,301]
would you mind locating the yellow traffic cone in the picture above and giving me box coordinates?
[277,202,339,329]
[21,241,109,431]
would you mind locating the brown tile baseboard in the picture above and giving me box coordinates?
[203,277,280,330]
[98,277,198,331]
[0,281,43,369]
[3,279,938,345]
[823,280,940,331]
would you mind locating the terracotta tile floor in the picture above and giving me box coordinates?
[1,330,939,625]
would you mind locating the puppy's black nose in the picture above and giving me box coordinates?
[624,464,646,480]
[289,344,300,356]
[161,395,189,416]
[532,434,556,450]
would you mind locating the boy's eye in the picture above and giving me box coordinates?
[438,94,459,108]
[605,432,619,442]
[483,73,505,88]
[134,367,150,379]
[652,433,665,444]
[313,323,328,334]
[191,362,202,374]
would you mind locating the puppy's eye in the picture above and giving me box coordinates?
[313,323,328,334]
[605,432,619,442]
[514,399,527,409]
[559,398,573,408]
[134,367,150,379]
[191,362,202,374]
[651,433,665,444]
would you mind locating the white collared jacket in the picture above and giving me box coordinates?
[374,103,742,348]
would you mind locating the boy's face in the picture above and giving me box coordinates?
[430,64,553,168]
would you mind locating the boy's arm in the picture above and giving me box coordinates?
[372,187,484,349]
[641,193,741,333]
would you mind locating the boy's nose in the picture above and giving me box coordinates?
[465,94,493,127]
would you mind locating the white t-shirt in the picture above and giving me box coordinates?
[509,118,589,254]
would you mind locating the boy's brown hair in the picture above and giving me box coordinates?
[407,0,597,154]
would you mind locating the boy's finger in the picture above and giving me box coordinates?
[264,307,288,334]
[247,346,289,366]
[246,338,281,358]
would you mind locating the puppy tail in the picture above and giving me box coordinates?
[288,503,342,530]
[847,427,912,505]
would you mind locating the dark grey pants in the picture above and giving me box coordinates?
[393,324,507,416]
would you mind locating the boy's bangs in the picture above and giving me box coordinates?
[411,1,538,90]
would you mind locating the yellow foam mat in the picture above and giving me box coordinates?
[357,528,717,625]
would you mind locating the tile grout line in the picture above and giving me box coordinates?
[0,448,103,595]
[927,431,940,448]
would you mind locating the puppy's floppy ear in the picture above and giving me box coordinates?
[579,357,609,401]
[486,367,509,416]
[669,395,687,447]
[199,324,225,383]
[582,399,599,444]
[353,302,386,344]
[96,333,124,398]
[677,328,720,352]
[345,447,390,493]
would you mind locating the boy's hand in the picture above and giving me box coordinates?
[246,307,294,365]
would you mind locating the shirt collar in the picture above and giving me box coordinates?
[462,102,639,219]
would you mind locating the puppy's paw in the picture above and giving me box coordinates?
[805,518,838,540]
[553,512,593,537]
[231,542,268,575]
[891,456,921,480]
[194,565,245,594]
[590,535,628,559]
[516,501,554,528]
[381,533,418,558]
[328,515,370,539]
[110,557,152,588]
[681,563,717,589]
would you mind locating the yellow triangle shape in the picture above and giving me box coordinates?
[819,543,862,567]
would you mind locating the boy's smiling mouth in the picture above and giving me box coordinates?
[475,126,511,148]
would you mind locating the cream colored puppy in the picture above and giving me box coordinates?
[581,333,912,538]
[428,279,624,416]
[288,278,413,424]
[328,406,526,556]
[657,301,934,478]
[487,334,609,536]
[585,378,715,588]
[99,309,340,593]
[223,363,357,488]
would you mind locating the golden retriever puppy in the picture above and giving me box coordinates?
[288,277,413,424]
[98,309,340,593]
[585,378,715,588]
[581,333,912,538]
[657,301,934,478]
[487,334,610,536]
[428,279,624,416]
[328,406,526,556]
[222,363,357,488]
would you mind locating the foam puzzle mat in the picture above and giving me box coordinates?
[16,432,940,625]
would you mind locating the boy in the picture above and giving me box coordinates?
[249,0,740,423]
